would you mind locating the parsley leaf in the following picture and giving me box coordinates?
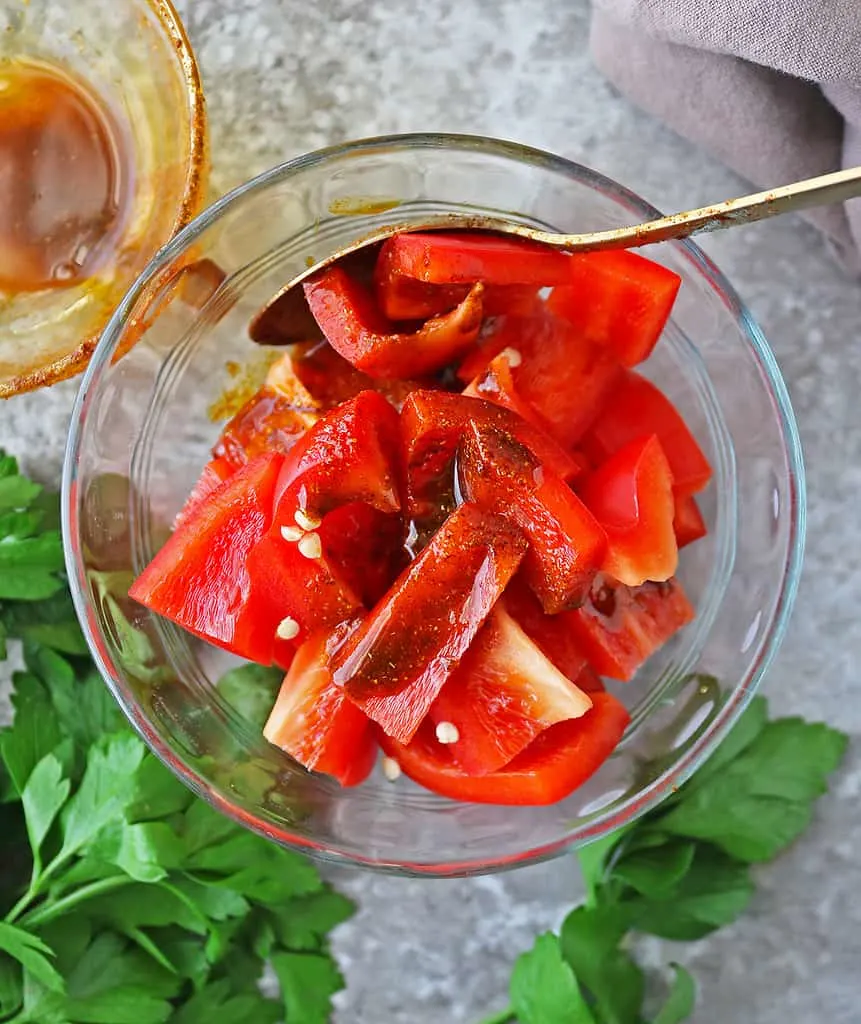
[576,829,630,906]
[54,734,147,870]
[0,671,61,796]
[84,821,184,882]
[510,932,596,1024]
[653,965,696,1024]
[272,949,347,1024]
[0,570,64,601]
[216,662,284,729]
[21,754,70,868]
[622,846,754,941]
[24,643,124,751]
[0,473,42,512]
[172,978,282,1024]
[0,532,64,572]
[612,840,696,897]
[125,755,194,822]
[0,508,45,540]
[1,589,87,654]
[0,954,23,1017]
[0,921,64,993]
[658,717,848,861]
[559,906,643,1024]
[268,887,355,951]
[674,696,767,795]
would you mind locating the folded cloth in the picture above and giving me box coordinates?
[590,0,861,273]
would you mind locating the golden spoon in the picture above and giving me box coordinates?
[250,164,861,343]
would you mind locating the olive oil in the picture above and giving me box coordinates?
[0,58,131,293]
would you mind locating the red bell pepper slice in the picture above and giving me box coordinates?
[462,351,553,435]
[319,502,407,608]
[273,341,427,413]
[129,455,360,666]
[458,422,607,613]
[331,503,527,744]
[567,576,695,681]
[379,232,575,286]
[547,251,681,367]
[502,578,593,685]
[244,530,362,662]
[427,605,593,776]
[175,456,233,527]
[374,240,541,320]
[456,303,545,383]
[674,492,708,549]
[499,307,623,448]
[304,265,483,378]
[264,619,377,786]
[213,387,315,470]
[379,691,630,805]
[580,435,678,587]
[582,370,712,494]
[274,390,402,526]
[401,390,581,522]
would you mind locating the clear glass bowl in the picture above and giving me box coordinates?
[0,0,207,397]
[62,134,804,877]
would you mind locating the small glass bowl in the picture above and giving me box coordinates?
[0,0,207,397]
[62,134,804,877]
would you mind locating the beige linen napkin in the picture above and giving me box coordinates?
[590,0,861,272]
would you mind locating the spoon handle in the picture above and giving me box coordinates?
[524,164,861,253]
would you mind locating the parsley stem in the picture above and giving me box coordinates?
[5,882,39,925]
[18,875,134,929]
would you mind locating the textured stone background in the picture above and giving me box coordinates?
[2,1,860,1021]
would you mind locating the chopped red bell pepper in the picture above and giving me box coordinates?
[456,305,545,383]
[175,456,234,527]
[501,307,623,447]
[264,619,377,786]
[130,454,360,666]
[331,503,527,744]
[582,370,712,494]
[319,502,407,608]
[379,691,630,805]
[213,387,316,470]
[428,605,593,776]
[462,352,553,435]
[401,390,581,522]
[379,232,575,286]
[274,390,402,526]
[674,492,708,549]
[458,422,607,613]
[547,251,681,367]
[244,529,362,662]
[567,575,695,681]
[275,341,427,412]
[304,265,483,378]
[374,240,541,320]
[502,578,591,683]
[580,435,678,587]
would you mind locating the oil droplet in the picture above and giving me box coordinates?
[0,57,132,293]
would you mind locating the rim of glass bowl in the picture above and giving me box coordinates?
[62,133,806,876]
[1,0,208,398]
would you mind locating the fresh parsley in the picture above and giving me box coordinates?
[480,695,848,1024]
[0,452,353,1023]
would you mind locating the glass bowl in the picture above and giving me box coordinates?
[0,0,207,397]
[62,134,804,877]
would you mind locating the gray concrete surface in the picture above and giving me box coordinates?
[2,1,859,1020]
